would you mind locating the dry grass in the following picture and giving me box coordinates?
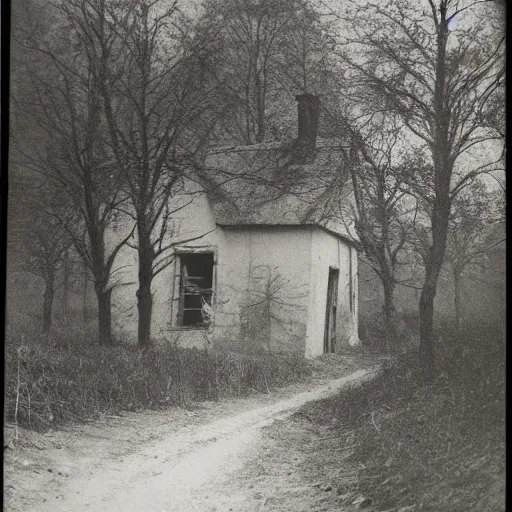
[4,325,312,433]
[302,320,505,512]
[359,311,420,354]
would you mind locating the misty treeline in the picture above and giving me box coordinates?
[8,0,504,379]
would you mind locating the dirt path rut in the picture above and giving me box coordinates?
[5,367,378,512]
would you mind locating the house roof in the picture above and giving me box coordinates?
[197,138,354,240]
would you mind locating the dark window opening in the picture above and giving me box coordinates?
[178,253,214,328]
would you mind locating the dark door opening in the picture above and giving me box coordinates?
[177,252,214,327]
[324,267,339,353]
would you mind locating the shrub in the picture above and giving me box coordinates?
[4,329,312,432]
[359,310,419,353]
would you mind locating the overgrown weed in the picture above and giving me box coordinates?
[304,320,505,512]
[4,328,312,433]
[359,311,420,354]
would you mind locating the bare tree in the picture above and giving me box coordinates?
[95,0,220,347]
[336,115,414,342]
[444,181,504,331]
[8,181,72,332]
[11,0,134,345]
[334,0,504,378]
[241,265,308,353]
[197,0,333,144]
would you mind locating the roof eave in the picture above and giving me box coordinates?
[216,222,358,249]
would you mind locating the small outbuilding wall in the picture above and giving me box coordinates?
[306,228,358,357]
[214,226,311,355]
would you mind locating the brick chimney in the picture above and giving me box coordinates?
[296,93,320,150]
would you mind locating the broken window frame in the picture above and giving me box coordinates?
[174,250,216,329]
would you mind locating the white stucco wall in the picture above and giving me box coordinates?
[216,226,311,355]
[305,228,358,358]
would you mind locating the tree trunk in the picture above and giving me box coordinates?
[418,1,451,381]
[137,280,153,348]
[137,231,154,348]
[87,223,115,346]
[255,78,265,143]
[453,270,462,332]
[265,280,272,353]
[419,257,442,381]
[42,273,55,333]
[419,194,451,380]
[83,262,88,327]
[63,249,69,322]
[96,285,113,346]
[382,278,397,350]
[419,282,435,373]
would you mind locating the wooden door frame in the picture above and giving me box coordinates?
[324,267,339,353]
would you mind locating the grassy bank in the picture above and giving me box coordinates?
[4,327,312,433]
[303,321,505,512]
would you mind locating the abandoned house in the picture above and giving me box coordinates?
[111,94,359,357]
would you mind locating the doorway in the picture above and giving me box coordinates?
[324,267,339,353]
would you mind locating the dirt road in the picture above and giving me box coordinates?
[5,363,379,512]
